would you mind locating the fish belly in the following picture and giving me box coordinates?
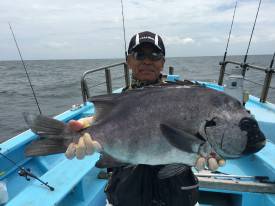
[132,149,199,166]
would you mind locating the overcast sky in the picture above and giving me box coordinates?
[0,0,275,60]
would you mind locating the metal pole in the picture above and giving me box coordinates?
[124,63,130,87]
[105,68,112,94]
[169,66,174,75]
[85,79,91,100]
[260,53,275,102]
[81,78,87,105]
[260,69,273,103]
[218,62,226,85]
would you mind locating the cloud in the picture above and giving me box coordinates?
[0,0,274,60]
[44,41,70,49]
[165,36,195,45]
[209,37,222,43]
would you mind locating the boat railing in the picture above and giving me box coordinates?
[81,63,176,105]
[218,60,275,103]
[81,62,130,105]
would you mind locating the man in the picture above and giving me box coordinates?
[66,31,225,206]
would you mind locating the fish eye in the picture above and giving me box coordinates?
[205,118,217,128]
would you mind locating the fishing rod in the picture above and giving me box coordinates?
[269,52,275,69]
[195,173,270,182]
[222,1,238,63]
[119,0,131,88]
[242,0,262,76]
[120,0,127,60]
[218,1,238,85]
[2,24,53,191]
[8,23,42,114]
[0,149,54,191]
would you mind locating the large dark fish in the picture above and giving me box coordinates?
[24,84,266,170]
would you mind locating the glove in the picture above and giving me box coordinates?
[195,155,226,171]
[65,117,102,160]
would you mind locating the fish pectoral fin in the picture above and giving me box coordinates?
[25,139,67,157]
[95,153,128,168]
[158,164,189,179]
[160,123,205,153]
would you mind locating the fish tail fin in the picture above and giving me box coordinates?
[25,139,68,156]
[23,112,73,157]
[23,112,71,139]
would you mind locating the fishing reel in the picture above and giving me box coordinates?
[18,167,31,181]
[18,167,55,191]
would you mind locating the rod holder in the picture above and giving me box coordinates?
[218,62,226,85]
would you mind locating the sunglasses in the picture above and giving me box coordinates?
[131,51,164,61]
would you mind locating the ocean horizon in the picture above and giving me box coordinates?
[0,53,273,62]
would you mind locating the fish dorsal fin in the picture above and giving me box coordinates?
[89,93,122,120]
[160,123,205,153]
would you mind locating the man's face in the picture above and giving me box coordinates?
[127,43,165,82]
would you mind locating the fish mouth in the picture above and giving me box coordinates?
[239,117,266,155]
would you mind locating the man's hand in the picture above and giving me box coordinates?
[195,156,226,171]
[65,117,102,160]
